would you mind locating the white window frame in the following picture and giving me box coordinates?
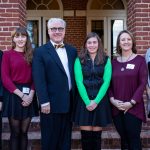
[86,10,127,57]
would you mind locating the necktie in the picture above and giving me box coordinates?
[54,44,65,49]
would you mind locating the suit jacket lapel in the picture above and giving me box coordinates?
[46,41,66,73]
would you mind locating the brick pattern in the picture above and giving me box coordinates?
[64,16,86,51]
[0,0,26,50]
[2,118,150,149]
[127,0,150,54]
[62,0,88,10]
[18,0,26,27]
[2,129,150,149]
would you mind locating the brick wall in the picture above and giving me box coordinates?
[18,0,26,27]
[62,0,88,10]
[62,0,87,51]
[127,0,150,54]
[0,0,150,52]
[64,16,86,51]
[0,0,26,50]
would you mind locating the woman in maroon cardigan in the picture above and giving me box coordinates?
[109,30,147,150]
[1,27,38,150]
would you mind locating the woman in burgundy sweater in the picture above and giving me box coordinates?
[1,27,38,150]
[109,30,147,150]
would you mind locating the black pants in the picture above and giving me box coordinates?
[0,112,2,150]
[40,113,72,150]
[113,112,142,150]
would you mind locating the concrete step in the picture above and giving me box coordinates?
[3,117,150,131]
[2,117,150,149]
[2,129,150,149]
[71,149,150,150]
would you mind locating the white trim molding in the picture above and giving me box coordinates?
[27,10,63,18]
[76,10,86,16]
[63,10,74,17]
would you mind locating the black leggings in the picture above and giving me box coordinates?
[9,117,31,150]
[113,112,142,150]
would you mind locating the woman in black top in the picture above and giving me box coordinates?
[74,32,112,150]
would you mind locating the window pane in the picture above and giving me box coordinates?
[27,21,39,48]
[111,20,124,57]
[92,20,104,44]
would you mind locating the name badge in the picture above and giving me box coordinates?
[126,64,135,69]
[22,87,30,94]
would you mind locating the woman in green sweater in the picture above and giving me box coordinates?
[74,32,112,150]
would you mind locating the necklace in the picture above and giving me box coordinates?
[120,53,133,71]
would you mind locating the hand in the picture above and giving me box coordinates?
[86,104,93,111]
[122,102,133,114]
[110,99,125,111]
[41,103,50,114]
[90,100,98,111]
[22,94,33,107]
[0,102,2,111]
[86,100,97,111]
[86,100,94,111]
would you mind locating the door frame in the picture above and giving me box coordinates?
[86,10,127,56]
[27,17,42,46]
[107,16,127,56]
[27,10,63,46]
[87,16,107,53]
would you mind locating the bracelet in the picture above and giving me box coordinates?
[130,101,135,106]
[21,94,24,99]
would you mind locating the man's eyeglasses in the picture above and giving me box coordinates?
[49,27,64,32]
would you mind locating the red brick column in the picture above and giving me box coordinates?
[62,0,87,51]
[62,0,87,10]
[127,0,150,54]
[64,16,86,51]
[0,0,27,50]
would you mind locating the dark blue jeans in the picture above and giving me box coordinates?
[113,112,142,150]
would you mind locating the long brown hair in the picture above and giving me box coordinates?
[11,27,33,64]
[79,32,106,65]
[116,30,137,55]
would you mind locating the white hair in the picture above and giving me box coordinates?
[47,18,66,29]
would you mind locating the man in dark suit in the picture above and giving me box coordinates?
[32,18,77,150]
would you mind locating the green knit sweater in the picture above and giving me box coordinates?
[74,57,112,106]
